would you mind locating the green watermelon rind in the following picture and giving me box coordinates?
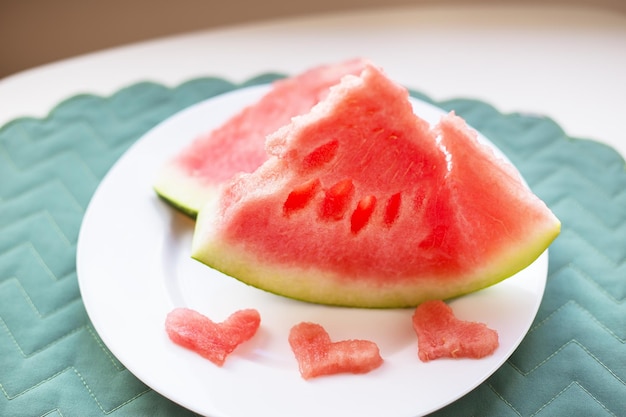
[153,163,214,218]
[191,193,560,308]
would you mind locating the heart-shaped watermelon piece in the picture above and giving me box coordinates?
[412,300,499,362]
[288,322,384,379]
[165,307,260,366]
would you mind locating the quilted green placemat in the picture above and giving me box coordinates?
[0,75,624,417]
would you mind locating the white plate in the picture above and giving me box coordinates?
[77,85,547,417]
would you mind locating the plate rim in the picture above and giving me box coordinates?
[76,84,547,417]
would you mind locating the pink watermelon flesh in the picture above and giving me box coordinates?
[412,300,499,361]
[154,58,369,217]
[288,322,384,379]
[191,63,561,308]
[165,307,260,366]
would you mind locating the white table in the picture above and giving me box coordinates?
[1,4,625,158]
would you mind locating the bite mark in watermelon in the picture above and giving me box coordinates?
[154,59,369,217]
[288,322,384,379]
[165,307,260,366]
[191,63,561,308]
[412,300,499,361]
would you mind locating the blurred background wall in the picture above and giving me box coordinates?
[1,0,625,79]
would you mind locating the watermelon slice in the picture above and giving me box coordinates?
[154,58,369,217]
[191,64,561,308]
[165,307,260,366]
[412,300,499,361]
[288,322,384,379]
